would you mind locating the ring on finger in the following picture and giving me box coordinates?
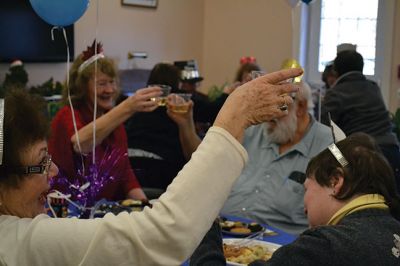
[279,104,288,111]
[278,95,288,111]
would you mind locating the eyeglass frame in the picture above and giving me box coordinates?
[15,153,52,175]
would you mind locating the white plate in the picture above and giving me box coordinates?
[223,238,281,266]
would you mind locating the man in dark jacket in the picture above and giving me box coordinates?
[321,50,400,193]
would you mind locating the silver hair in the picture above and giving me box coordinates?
[295,81,314,115]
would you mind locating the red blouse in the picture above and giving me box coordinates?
[48,104,140,202]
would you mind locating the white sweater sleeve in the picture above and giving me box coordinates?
[2,126,248,266]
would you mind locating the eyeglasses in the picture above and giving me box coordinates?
[17,153,52,175]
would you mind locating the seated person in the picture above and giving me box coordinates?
[191,132,400,266]
[222,57,262,95]
[49,41,161,203]
[312,62,337,120]
[174,60,231,137]
[125,62,199,190]
[321,50,400,193]
[235,61,261,83]
[221,81,334,235]
[321,62,337,90]
[0,69,301,265]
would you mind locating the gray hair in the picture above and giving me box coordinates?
[295,81,314,115]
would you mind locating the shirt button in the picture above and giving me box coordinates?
[242,207,246,211]
[255,190,259,193]
[266,175,270,178]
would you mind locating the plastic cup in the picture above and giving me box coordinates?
[250,70,266,80]
[149,84,171,106]
[169,93,191,113]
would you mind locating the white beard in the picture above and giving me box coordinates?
[264,106,298,144]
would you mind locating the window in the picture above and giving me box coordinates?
[318,0,378,75]
[304,0,395,101]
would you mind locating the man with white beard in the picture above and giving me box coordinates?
[221,82,333,235]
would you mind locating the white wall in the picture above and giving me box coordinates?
[0,0,204,87]
[201,0,293,91]
[0,0,293,90]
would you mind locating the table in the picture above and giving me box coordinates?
[61,201,296,264]
[182,215,296,265]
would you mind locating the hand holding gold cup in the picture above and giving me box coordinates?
[166,94,194,129]
[168,93,192,113]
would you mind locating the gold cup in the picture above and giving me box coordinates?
[169,93,191,113]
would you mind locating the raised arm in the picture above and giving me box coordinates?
[71,87,161,154]
[167,100,201,160]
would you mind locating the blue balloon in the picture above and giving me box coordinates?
[30,0,90,27]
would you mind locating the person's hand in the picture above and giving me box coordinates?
[125,86,162,113]
[166,100,194,128]
[214,68,303,142]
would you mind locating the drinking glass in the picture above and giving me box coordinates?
[168,93,191,113]
[250,70,266,80]
[148,84,171,106]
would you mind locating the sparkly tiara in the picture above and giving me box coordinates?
[78,40,104,73]
[0,99,4,165]
[328,143,349,167]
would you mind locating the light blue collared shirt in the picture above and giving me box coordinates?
[221,117,333,235]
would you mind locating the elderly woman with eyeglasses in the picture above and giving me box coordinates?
[0,68,300,265]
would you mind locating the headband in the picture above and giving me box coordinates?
[78,53,105,73]
[0,99,4,165]
[328,143,349,167]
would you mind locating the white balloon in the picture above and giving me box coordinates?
[286,0,300,8]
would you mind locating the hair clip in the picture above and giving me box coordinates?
[327,112,336,143]
[328,143,349,167]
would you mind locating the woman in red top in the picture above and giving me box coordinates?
[48,41,161,203]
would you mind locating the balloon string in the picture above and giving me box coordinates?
[53,26,86,176]
[92,0,100,165]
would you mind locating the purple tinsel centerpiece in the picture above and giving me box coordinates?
[50,145,126,208]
